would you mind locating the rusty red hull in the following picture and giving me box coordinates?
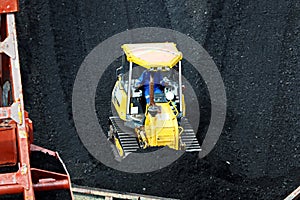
[0,0,18,13]
[0,1,73,199]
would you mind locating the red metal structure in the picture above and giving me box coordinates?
[0,1,73,199]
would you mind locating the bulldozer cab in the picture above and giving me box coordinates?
[113,43,184,121]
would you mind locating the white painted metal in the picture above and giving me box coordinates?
[284,186,300,200]
[72,185,178,200]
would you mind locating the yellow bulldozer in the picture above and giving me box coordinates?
[109,42,201,157]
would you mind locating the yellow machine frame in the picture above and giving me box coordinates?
[111,42,188,153]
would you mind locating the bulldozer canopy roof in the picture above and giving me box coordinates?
[121,43,182,69]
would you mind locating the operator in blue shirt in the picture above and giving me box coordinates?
[135,70,166,104]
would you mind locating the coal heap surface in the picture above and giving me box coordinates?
[15,0,300,199]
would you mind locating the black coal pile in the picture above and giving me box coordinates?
[15,0,300,199]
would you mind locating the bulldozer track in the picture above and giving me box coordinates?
[180,118,202,152]
[110,116,201,155]
[110,116,140,155]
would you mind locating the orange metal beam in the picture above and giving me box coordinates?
[0,0,19,14]
[0,185,23,195]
